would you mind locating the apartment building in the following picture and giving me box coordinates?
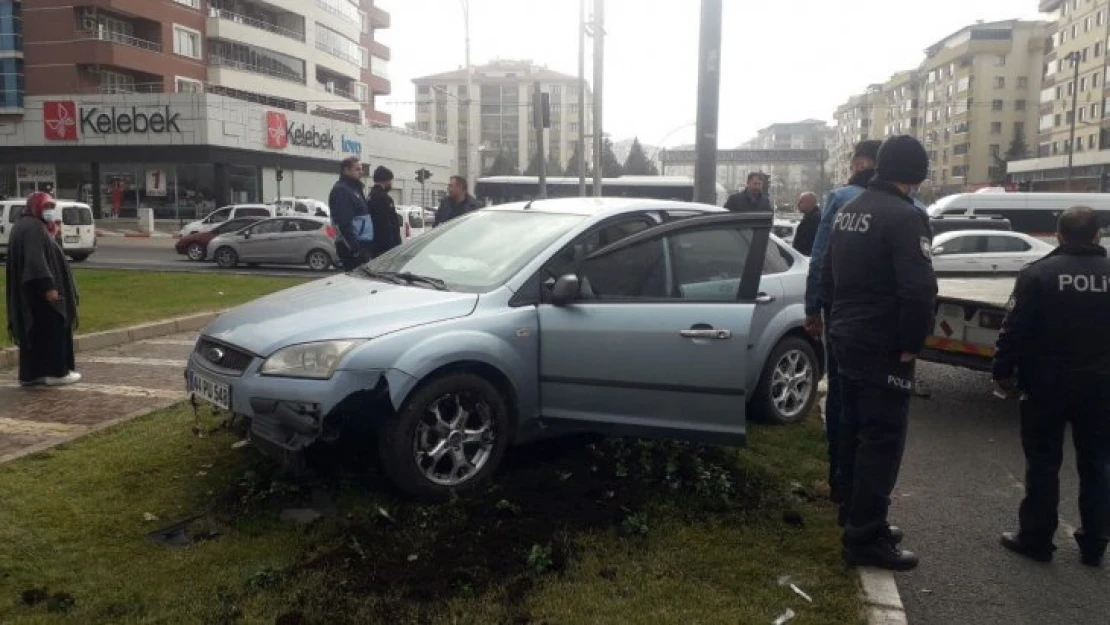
[413,60,593,180]
[881,70,922,139]
[0,0,455,212]
[918,20,1046,194]
[830,85,882,183]
[1009,0,1110,191]
[743,119,831,201]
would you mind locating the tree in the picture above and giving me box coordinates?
[600,137,623,178]
[484,151,518,176]
[523,147,563,177]
[622,138,660,176]
[990,126,1031,184]
[563,142,591,177]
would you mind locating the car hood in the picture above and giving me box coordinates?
[182,220,207,233]
[203,274,480,356]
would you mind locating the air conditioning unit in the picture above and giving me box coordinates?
[80,8,97,31]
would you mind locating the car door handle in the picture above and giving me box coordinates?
[756,292,776,304]
[680,328,732,340]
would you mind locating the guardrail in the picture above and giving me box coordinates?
[208,56,306,85]
[208,8,306,42]
[77,29,161,52]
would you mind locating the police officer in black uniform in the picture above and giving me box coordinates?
[994,206,1110,567]
[821,135,937,571]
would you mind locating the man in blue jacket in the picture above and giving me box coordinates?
[328,156,374,271]
[805,139,882,503]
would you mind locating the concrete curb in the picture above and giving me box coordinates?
[860,568,908,625]
[0,311,223,369]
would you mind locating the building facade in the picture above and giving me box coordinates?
[742,120,831,202]
[9,0,392,126]
[413,60,593,180]
[1010,0,1110,191]
[830,85,882,183]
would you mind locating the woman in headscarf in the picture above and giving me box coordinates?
[5,192,81,387]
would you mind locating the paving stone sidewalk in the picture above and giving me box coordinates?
[0,332,196,463]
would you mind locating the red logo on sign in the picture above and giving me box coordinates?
[266,111,288,149]
[44,101,78,141]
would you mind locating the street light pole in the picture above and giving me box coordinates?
[577,0,587,196]
[1066,51,1081,191]
[693,0,723,205]
[592,0,604,197]
[460,0,477,181]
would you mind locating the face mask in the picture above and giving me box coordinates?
[41,209,57,223]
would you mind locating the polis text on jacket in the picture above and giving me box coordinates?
[80,106,183,135]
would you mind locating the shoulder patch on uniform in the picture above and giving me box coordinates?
[920,236,932,261]
[1006,296,1016,312]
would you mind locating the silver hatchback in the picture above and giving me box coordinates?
[210,216,339,272]
[188,199,821,500]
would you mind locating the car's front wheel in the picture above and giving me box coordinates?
[751,336,818,425]
[214,246,238,269]
[378,372,511,501]
[306,248,332,272]
[185,243,206,262]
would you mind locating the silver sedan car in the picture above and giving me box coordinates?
[187,199,821,500]
[210,216,339,272]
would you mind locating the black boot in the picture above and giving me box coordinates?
[1074,530,1107,568]
[999,532,1055,563]
[843,536,919,571]
[885,525,905,544]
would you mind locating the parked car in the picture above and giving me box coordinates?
[931,229,1055,274]
[1,200,95,262]
[209,216,339,271]
[272,197,330,218]
[179,205,275,237]
[187,199,821,500]
[396,205,429,242]
[772,218,798,245]
[175,217,264,262]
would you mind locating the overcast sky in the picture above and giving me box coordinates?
[376,0,1044,148]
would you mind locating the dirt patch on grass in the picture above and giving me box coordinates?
[199,434,804,624]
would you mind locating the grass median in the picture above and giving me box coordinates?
[0,269,307,347]
[0,405,862,624]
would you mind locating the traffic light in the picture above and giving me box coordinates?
[415,168,432,184]
[275,167,283,182]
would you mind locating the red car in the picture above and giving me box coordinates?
[175,217,263,261]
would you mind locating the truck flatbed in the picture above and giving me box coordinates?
[937,277,1016,309]
[923,277,1018,370]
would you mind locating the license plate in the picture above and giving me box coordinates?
[63,236,79,244]
[187,369,230,410]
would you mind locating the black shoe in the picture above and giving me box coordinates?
[1074,531,1106,567]
[999,532,1054,563]
[842,538,919,571]
[885,525,905,544]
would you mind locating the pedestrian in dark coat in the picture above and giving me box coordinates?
[368,166,402,257]
[434,175,483,226]
[5,192,81,387]
[328,157,374,271]
[792,192,821,256]
[724,172,773,212]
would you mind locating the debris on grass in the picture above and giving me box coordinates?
[772,607,797,625]
[526,544,554,575]
[777,575,813,603]
[142,512,159,522]
[20,587,48,606]
[231,440,249,449]
[280,508,323,525]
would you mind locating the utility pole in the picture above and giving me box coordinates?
[534,81,549,198]
[693,0,723,205]
[461,0,477,181]
[577,0,587,196]
[592,0,605,197]
[1066,51,1080,191]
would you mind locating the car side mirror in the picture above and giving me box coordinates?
[241,231,251,239]
[932,246,944,255]
[550,274,581,306]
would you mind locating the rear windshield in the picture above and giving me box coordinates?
[8,205,24,223]
[62,206,93,225]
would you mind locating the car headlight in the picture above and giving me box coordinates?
[260,340,365,379]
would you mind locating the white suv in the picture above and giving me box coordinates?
[180,205,275,236]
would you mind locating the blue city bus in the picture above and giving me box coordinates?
[475,176,728,206]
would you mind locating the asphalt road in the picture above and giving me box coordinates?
[80,237,336,278]
[895,362,1108,625]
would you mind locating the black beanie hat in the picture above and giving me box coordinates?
[373,165,394,183]
[875,135,929,185]
[852,139,882,163]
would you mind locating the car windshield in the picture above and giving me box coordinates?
[358,210,585,293]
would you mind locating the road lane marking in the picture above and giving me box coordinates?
[140,339,197,347]
[0,417,85,437]
[81,356,188,367]
[0,380,183,400]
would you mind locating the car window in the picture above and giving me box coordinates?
[408,212,425,228]
[214,219,250,235]
[936,235,982,255]
[208,208,231,223]
[285,219,322,232]
[295,202,311,214]
[670,227,753,301]
[241,208,272,218]
[579,236,668,299]
[985,235,1031,253]
[249,220,285,235]
[61,207,93,226]
[9,205,25,223]
[763,242,793,275]
[546,218,654,278]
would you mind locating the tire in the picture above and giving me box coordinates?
[377,372,512,502]
[68,254,89,263]
[215,246,239,269]
[751,336,819,425]
[185,243,206,262]
[306,248,332,272]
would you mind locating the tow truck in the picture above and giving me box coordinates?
[919,277,1016,371]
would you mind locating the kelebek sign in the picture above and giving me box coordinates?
[43,101,183,141]
[265,110,360,154]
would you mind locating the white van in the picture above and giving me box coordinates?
[0,200,96,262]
[396,205,428,242]
[927,192,1110,235]
[272,197,329,218]
[180,204,275,236]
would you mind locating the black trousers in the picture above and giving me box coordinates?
[822,308,843,492]
[1018,387,1110,550]
[336,240,371,272]
[18,298,75,383]
[838,376,911,545]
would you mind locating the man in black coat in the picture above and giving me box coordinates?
[367,166,402,258]
[792,192,820,256]
[724,172,773,213]
[434,175,483,227]
[328,157,373,271]
[994,206,1110,568]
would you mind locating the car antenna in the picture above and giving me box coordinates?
[523,197,538,210]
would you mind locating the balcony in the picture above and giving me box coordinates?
[70,29,170,77]
[367,40,390,61]
[209,55,305,84]
[77,29,160,53]
[369,5,391,28]
[207,8,305,43]
[367,73,391,96]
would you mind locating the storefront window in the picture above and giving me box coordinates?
[98,163,259,219]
